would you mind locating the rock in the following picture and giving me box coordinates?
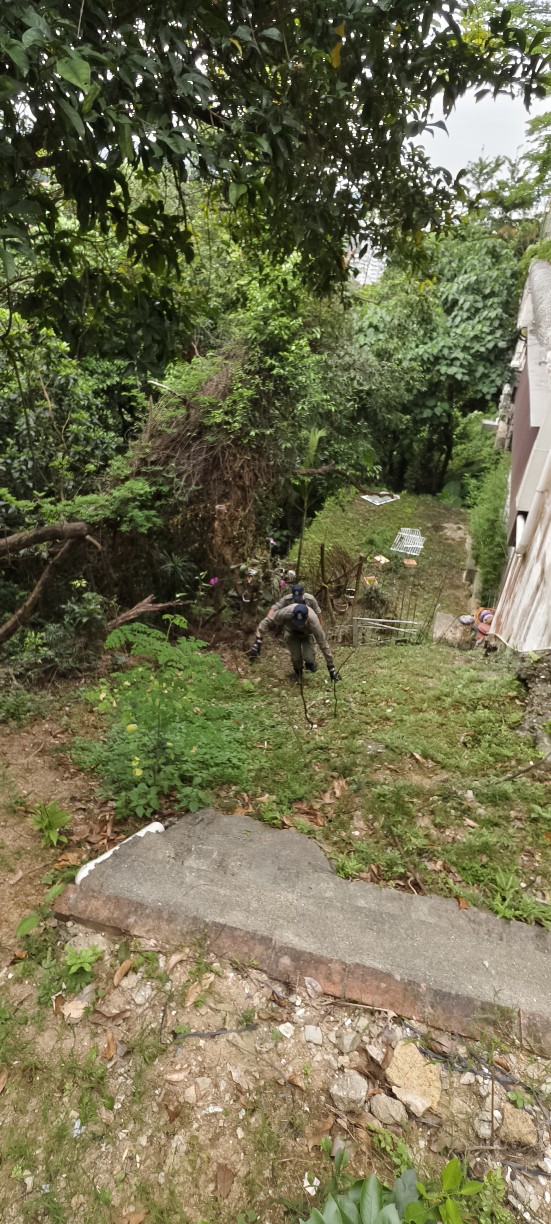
[474,1108,502,1140]
[460,1072,476,1086]
[474,1114,493,1141]
[329,1071,368,1114]
[386,1041,441,1112]
[304,1026,323,1046]
[304,977,323,998]
[132,981,154,1006]
[338,1030,361,1055]
[364,1040,386,1065]
[196,1077,212,1098]
[277,1023,294,1040]
[500,1104,538,1148]
[393,1087,432,1117]
[65,931,111,955]
[184,1086,197,1105]
[369,1093,408,1127]
[331,1135,349,1158]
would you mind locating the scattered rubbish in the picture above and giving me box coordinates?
[353,616,423,646]
[303,1174,321,1197]
[203,1104,223,1115]
[361,491,400,506]
[390,528,425,556]
[474,607,495,640]
[403,558,417,568]
[72,1118,85,1138]
[373,554,390,566]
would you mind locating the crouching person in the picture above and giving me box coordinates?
[249,602,340,683]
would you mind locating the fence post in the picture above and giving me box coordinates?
[353,553,366,608]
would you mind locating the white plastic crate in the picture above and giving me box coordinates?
[390,528,425,556]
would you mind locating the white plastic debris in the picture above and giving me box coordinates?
[75,821,165,884]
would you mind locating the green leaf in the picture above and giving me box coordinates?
[56,55,91,90]
[404,1206,430,1224]
[22,6,51,36]
[229,182,247,205]
[15,913,41,937]
[322,1196,344,1224]
[393,1170,419,1217]
[6,42,29,75]
[441,1161,462,1194]
[335,1196,360,1224]
[0,246,17,280]
[360,1175,383,1224]
[57,96,85,136]
[458,1182,483,1197]
[439,1201,463,1224]
[376,1208,401,1224]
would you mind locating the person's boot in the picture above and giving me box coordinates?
[305,661,317,673]
[292,667,303,683]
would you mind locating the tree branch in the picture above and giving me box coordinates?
[0,541,77,646]
[106,595,185,632]
[0,521,90,559]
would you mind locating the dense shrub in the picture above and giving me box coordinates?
[470,457,510,604]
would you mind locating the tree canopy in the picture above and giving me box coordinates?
[0,1,549,288]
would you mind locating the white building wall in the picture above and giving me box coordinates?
[493,490,551,652]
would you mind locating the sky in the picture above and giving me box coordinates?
[422,90,550,177]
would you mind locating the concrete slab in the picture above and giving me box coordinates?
[55,810,551,1054]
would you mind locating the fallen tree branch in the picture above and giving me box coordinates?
[0,540,78,645]
[0,521,90,559]
[106,596,185,632]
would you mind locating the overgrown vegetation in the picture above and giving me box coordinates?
[68,511,551,927]
[470,457,511,604]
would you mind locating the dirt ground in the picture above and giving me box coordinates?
[0,724,551,1224]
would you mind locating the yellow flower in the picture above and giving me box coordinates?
[131,757,140,767]
[126,723,138,733]
[133,768,143,777]
[99,691,108,701]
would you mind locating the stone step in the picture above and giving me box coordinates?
[54,809,551,1054]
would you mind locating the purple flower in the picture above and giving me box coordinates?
[209,576,219,586]
[279,579,286,588]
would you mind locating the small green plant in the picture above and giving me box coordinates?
[31,801,71,848]
[63,945,103,991]
[238,1007,256,1027]
[300,1160,485,1224]
[506,1087,529,1110]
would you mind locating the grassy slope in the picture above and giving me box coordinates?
[222,493,550,925]
[297,489,470,623]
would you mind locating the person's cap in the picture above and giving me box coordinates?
[291,582,305,599]
[291,602,309,626]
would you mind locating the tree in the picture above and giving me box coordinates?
[0,1,548,291]
[354,221,519,491]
